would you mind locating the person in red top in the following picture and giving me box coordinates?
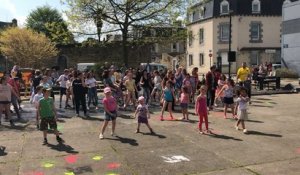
[7,77,22,119]
[205,65,218,110]
[99,87,118,140]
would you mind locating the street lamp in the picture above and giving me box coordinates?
[209,50,212,67]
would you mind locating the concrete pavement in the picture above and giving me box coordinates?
[1,93,300,175]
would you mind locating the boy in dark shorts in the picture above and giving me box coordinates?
[37,88,63,144]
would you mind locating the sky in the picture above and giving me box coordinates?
[0,0,66,27]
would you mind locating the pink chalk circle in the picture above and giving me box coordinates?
[65,155,78,164]
[296,148,300,154]
[107,163,121,169]
[23,172,44,175]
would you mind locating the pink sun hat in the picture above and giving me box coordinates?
[104,87,111,94]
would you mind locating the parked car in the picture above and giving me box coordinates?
[77,63,96,72]
[140,63,167,73]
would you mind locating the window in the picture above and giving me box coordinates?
[188,31,193,46]
[252,0,261,13]
[221,52,229,65]
[250,22,260,41]
[199,28,204,44]
[220,23,230,42]
[199,6,205,19]
[171,43,179,52]
[220,0,229,14]
[199,53,204,66]
[250,51,259,65]
[189,54,193,66]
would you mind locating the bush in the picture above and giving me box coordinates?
[275,68,299,78]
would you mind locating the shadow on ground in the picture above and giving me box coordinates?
[105,136,138,146]
[246,131,282,137]
[46,142,79,154]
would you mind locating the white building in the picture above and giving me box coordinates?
[282,0,300,75]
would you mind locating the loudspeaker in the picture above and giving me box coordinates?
[228,51,236,62]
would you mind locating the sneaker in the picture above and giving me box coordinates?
[135,129,140,133]
[235,126,239,130]
[243,129,248,134]
[99,133,104,139]
[199,130,204,134]
[111,132,116,136]
[56,136,64,143]
[43,138,48,145]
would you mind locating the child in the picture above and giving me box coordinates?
[180,86,189,121]
[182,74,192,101]
[234,87,249,134]
[124,72,137,110]
[33,86,43,128]
[195,85,210,134]
[214,74,226,106]
[99,87,118,139]
[160,80,175,121]
[37,88,63,144]
[134,96,154,134]
[151,70,162,102]
[216,79,235,119]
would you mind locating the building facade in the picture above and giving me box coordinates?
[187,0,284,74]
[282,0,300,75]
[132,24,187,70]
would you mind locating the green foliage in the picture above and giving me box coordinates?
[0,27,58,68]
[26,5,74,44]
[276,68,299,78]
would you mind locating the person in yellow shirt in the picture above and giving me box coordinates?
[236,62,252,102]
[124,72,137,110]
[237,62,251,83]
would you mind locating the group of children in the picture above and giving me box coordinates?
[33,77,249,143]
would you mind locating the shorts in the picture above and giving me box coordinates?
[0,101,10,104]
[180,103,188,109]
[60,87,67,95]
[104,111,117,121]
[223,97,234,104]
[138,116,148,124]
[40,118,57,131]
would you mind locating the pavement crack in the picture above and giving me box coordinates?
[17,133,26,175]
[245,167,262,175]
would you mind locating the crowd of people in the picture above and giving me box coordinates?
[0,62,253,143]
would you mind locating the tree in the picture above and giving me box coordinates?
[0,27,58,68]
[26,5,74,44]
[62,0,108,42]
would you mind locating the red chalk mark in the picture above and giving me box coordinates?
[296,148,300,154]
[107,163,121,169]
[24,171,44,175]
[65,155,78,164]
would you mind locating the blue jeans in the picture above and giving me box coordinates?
[87,87,98,107]
[142,87,151,104]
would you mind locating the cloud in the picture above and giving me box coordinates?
[1,0,17,16]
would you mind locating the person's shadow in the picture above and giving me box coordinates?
[105,135,139,146]
[142,132,167,139]
[0,146,7,156]
[245,131,282,137]
[46,142,79,154]
[208,132,243,141]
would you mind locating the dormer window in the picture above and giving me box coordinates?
[252,0,261,13]
[220,0,229,14]
[199,6,205,19]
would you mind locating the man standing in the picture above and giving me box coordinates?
[206,65,218,110]
[236,62,252,101]
[56,69,69,108]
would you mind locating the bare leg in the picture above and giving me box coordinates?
[111,120,116,134]
[136,123,141,133]
[168,102,173,119]
[43,130,47,139]
[101,121,109,135]
[224,104,228,118]
[160,101,167,117]
[241,120,245,129]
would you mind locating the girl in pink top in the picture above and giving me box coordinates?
[195,85,210,134]
[180,86,190,121]
[99,87,118,140]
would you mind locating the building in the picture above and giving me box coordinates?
[132,24,187,70]
[186,0,284,74]
[282,0,300,75]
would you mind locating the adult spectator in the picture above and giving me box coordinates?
[236,62,252,101]
[140,70,153,104]
[72,72,88,117]
[206,65,218,110]
[7,76,22,119]
[56,69,69,108]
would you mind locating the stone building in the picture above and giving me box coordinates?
[187,0,284,74]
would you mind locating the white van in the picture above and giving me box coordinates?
[77,63,96,72]
[140,63,167,72]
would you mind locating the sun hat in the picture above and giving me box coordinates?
[104,87,111,94]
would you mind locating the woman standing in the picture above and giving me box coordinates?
[85,72,98,110]
[140,70,152,105]
[72,72,89,117]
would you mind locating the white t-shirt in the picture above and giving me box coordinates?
[85,78,97,88]
[154,76,162,89]
[236,97,248,110]
[57,74,68,88]
[33,93,44,108]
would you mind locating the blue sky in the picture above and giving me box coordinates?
[0,0,66,26]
